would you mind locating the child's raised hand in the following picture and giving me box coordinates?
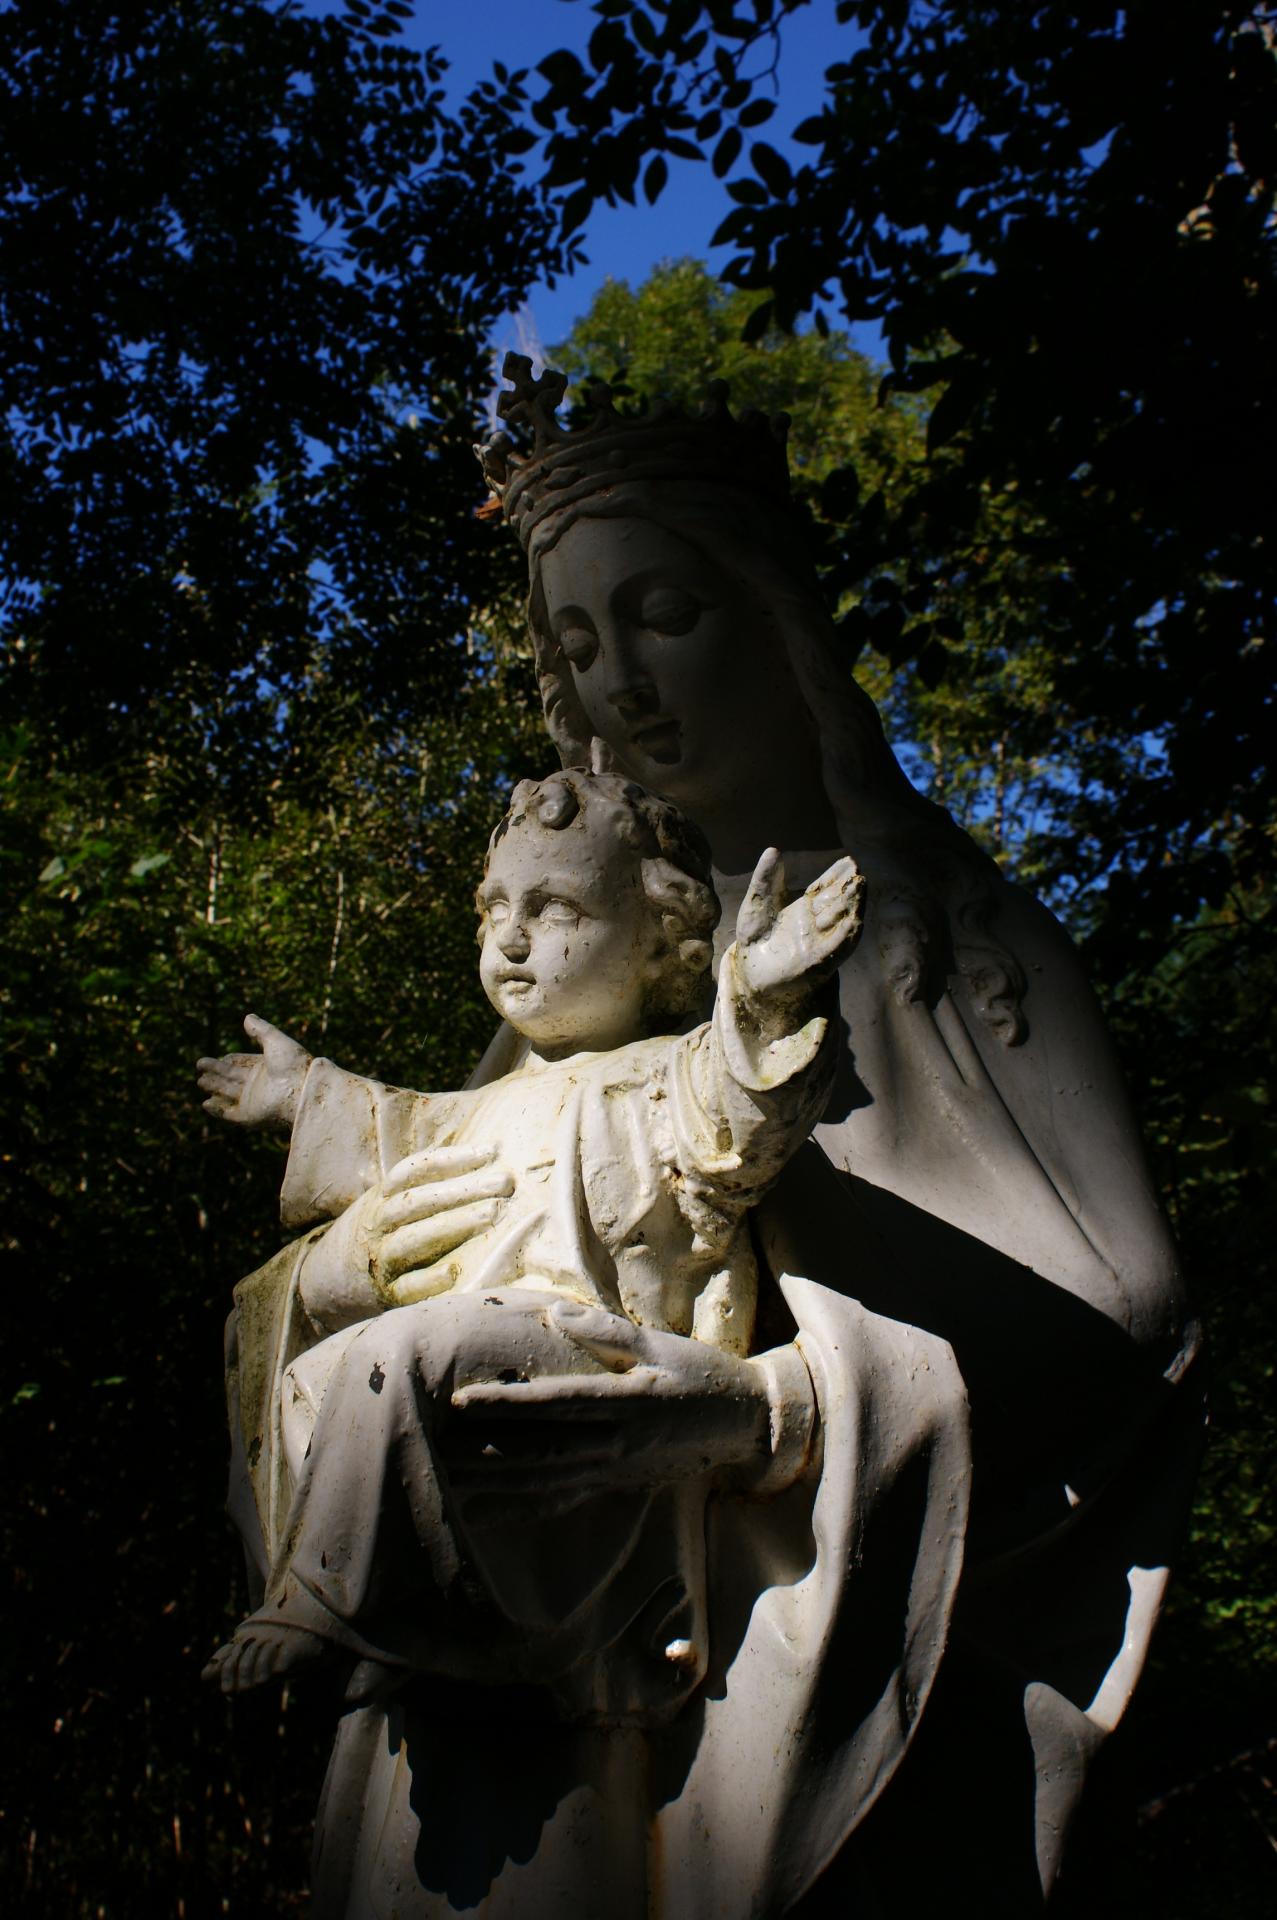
[734,850,866,1008]
[196,1014,311,1134]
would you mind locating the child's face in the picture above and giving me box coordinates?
[477,809,656,1055]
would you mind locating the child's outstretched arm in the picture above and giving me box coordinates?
[196,1013,311,1135]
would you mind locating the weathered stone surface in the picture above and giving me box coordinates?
[198,360,1200,1917]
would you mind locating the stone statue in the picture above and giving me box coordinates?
[199,769,861,1705]
[203,357,1200,1919]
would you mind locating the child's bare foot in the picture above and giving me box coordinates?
[202,1617,331,1693]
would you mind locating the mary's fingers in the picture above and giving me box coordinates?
[450,1365,663,1414]
[736,847,786,947]
[378,1200,504,1280]
[202,1095,234,1118]
[547,1301,653,1372]
[378,1166,515,1230]
[383,1144,499,1196]
[383,1270,456,1307]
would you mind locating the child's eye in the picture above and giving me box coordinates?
[538,899,580,926]
[485,900,510,926]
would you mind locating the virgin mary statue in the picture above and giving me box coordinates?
[220,355,1199,1919]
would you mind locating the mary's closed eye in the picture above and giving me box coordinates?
[637,586,704,636]
[555,618,599,670]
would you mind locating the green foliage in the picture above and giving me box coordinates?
[549,256,911,485]
[1108,885,1277,1670]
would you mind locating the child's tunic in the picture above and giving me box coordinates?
[246,949,838,1725]
[282,944,837,1356]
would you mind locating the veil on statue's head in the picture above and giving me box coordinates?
[476,355,1028,1047]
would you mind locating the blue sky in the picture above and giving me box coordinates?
[308,1,880,364]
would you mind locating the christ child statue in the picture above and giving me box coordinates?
[198,770,863,1712]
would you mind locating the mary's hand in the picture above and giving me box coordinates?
[445,1301,804,1492]
[297,1146,514,1331]
[369,1146,516,1305]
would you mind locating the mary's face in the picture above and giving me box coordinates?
[536,514,812,812]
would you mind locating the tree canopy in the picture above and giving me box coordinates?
[0,0,571,785]
[1,3,1275,1912]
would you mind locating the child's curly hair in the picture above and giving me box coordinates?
[479,769,721,1031]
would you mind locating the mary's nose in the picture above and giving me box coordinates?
[597,629,659,716]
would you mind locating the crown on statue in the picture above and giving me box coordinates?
[475,352,793,552]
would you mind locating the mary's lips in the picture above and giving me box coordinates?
[627,717,681,756]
